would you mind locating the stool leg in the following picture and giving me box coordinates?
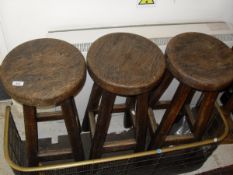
[149,70,173,108]
[23,105,38,166]
[82,83,102,131]
[223,95,233,137]
[61,98,84,161]
[194,92,218,139]
[71,97,81,128]
[124,96,136,128]
[90,91,116,159]
[183,90,196,128]
[135,93,149,152]
[149,83,192,149]
[223,95,233,114]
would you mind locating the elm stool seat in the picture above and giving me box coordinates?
[149,32,233,149]
[0,38,86,166]
[82,33,165,159]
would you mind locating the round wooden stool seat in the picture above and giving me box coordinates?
[87,33,165,95]
[0,38,85,165]
[165,32,233,91]
[1,38,86,106]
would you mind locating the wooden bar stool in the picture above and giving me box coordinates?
[0,38,86,166]
[82,33,165,159]
[149,32,233,149]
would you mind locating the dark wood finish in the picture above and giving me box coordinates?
[61,98,84,161]
[71,97,81,125]
[87,33,165,95]
[82,83,102,131]
[111,104,127,113]
[222,93,233,144]
[37,111,63,122]
[38,148,73,162]
[0,38,86,106]
[185,90,195,105]
[135,93,149,152]
[103,139,136,153]
[223,95,233,114]
[222,44,233,143]
[222,112,233,144]
[90,91,116,159]
[23,105,39,166]
[149,84,192,149]
[165,134,194,145]
[124,97,136,128]
[92,104,128,114]
[184,105,195,128]
[193,92,218,139]
[165,32,233,91]
[153,100,171,109]
[149,70,173,107]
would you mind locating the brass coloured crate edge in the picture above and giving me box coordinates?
[3,103,229,172]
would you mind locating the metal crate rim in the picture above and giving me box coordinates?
[3,103,229,173]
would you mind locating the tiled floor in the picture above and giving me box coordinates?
[0,101,233,175]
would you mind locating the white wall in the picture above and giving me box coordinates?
[0,0,233,55]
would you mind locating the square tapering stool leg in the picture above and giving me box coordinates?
[82,83,103,132]
[89,90,116,159]
[62,98,85,161]
[149,83,192,149]
[23,105,38,166]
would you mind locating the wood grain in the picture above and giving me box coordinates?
[61,98,85,161]
[87,33,165,95]
[89,91,116,159]
[0,38,86,106]
[194,92,218,139]
[165,32,233,91]
[149,83,192,149]
[23,105,38,166]
[82,83,102,131]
